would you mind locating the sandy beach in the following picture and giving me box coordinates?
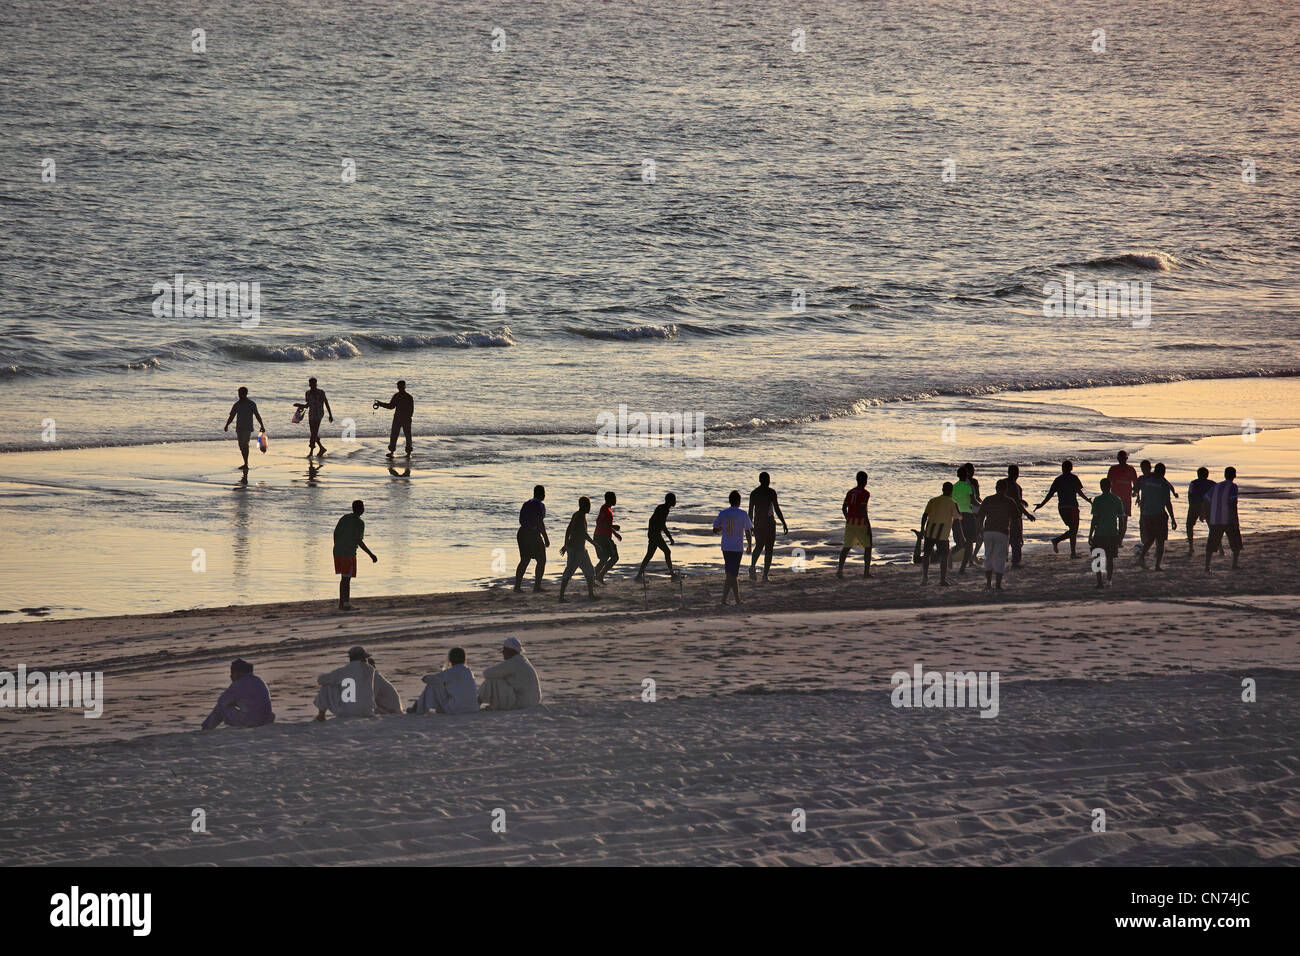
[3,531,1297,866]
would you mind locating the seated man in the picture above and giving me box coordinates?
[313,646,378,720]
[477,637,542,712]
[410,647,479,715]
[367,654,405,716]
[201,659,275,730]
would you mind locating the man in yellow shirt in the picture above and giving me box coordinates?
[921,482,963,586]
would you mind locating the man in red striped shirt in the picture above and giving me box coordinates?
[837,471,873,579]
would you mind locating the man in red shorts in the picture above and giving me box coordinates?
[333,499,378,611]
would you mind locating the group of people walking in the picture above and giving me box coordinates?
[200,636,543,729]
[510,473,793,606]
[916,452,1244,589]
[506,452,1245,606]
[223,379,417,468]
[314,410,1245,609]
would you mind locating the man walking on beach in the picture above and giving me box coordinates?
[1005,465,1034,566]
[1107,451,1139,541]
[1205,466,1243,572]
[334,499,378,611]
[593,491,622,584]
[976,478,1019,590]
[201,659,275,730]
[373,380,414,458]
[1135,459,1179,515]
[558,496,599,603]
[1087,477,1124,589]
[1186,466,1215,554]
[477,636,542,711]
[954,464,982,572]
[294,376,333,458]
[1034,460,1091,557]
[920,482,962,586]
[1136,462,1177,570]
[837,471,873,578]
[714,490,754,606]
[313,646,378,720]
[223,386,266,470]
[514,485,550,592]
[748,472,788,581]
[635,493,678,581]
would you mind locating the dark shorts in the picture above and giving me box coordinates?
[517,528,546,562]
[753,519,776,545]
[723,550,742,575]
[1059,507,1079,528]
[334,555,357,577]
[593,536,618,562]
[922,538,950,559]
[647,532,670,555]
[1092,535,1120,564]
[1208,523,1243,553]
[1140,513,1169,543]
[236,427,253,451]
[960,513,979,542]
[1187,501,1210,528]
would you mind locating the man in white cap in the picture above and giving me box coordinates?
[410,646,479,715]
[313,646,378,720]
[477,637,542,711]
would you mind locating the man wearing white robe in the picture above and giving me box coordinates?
[367,655,404,715]
[477,637,542,711]
[411,647,479,715]
[313,646,377,719]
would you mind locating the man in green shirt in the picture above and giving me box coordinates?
[953,464,982,573]
[333,499,378,611]
[1087,477,1124,589]
[1136,462,1177,571]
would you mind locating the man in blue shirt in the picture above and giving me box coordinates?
[1034,460,1091,558]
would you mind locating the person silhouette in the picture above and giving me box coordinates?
[373,380,414,458]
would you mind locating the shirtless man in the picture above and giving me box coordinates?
[294,377,334,457]
[748,472,788,581]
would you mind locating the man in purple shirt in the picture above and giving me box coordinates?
[201,659,275,730]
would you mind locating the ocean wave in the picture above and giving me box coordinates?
[1062,250,1181,272]
[225,336,363,362]
[565,324,678,341]
[358,329,515,350]
[710,368,1300,435]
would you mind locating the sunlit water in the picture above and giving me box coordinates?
[1,0,1298,616]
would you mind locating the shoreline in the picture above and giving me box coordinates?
[1,528,1288,632]
[3,374,1297,622]
[2,529,1295,752]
